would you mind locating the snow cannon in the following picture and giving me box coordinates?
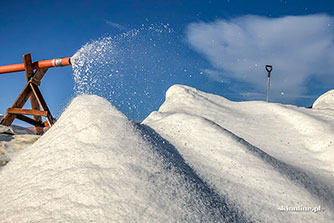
[0,53,74,135]
[0,57,73,74]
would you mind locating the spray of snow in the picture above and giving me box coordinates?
[71,24,175,121]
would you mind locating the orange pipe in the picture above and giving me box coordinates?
[0,57,72,74]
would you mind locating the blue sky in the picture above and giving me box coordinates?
[0,0,333,124]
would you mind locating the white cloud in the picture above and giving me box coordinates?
[203,69,230,83]
[186,14,334,101]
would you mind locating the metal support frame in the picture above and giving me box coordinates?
[1,53,55,134]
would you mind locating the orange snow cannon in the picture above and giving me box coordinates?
[0,57,72,74]
[0,53,73,135]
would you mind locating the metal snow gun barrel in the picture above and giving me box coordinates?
[0,57,72,74]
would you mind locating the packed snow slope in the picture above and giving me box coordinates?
[143,85,334,222]
[0,124,39,168]
[0,95,245,223]
[1,86,333,223]
[0,133,39,167]
[313,89,334,109]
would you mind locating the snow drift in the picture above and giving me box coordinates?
[0,134,39,167]
[0,95,244,223]
[0,124,37,168]
[143,85,334,222]
[313,89,334,109]
[0,125,14,135]
[1,86,333,222]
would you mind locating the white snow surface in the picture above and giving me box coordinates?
[0,134,40,167]
[0,95,240,223]
[143,85,334,222]
[0,125,14,135]
[313,89,334,109]
[1,86,334,222]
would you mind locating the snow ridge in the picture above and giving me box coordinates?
[144,85,334,222]
[1,85,334,222]
[0,95,247,223]
[312,89,334,109]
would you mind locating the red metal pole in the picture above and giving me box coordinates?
[0,57,72,74]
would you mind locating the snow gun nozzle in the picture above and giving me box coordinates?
[69,56,76,66]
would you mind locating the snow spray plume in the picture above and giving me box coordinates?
[72,24,175,121]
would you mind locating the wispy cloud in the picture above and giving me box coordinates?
[186,14,334,101]
[105,20,125,30]
[202,69,230,83]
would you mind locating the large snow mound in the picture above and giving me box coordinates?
[0,95,244,223]
[143,85,334,222]
[312,89,334,109]
[1,87,334,222]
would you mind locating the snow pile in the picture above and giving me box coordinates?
[0,134,40,167]
[0,95,243,223]
[0,125,14,135]
[312,89,334,109]
[0,123,37,168]
[1,86,334,222]
[143,85,334,222]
